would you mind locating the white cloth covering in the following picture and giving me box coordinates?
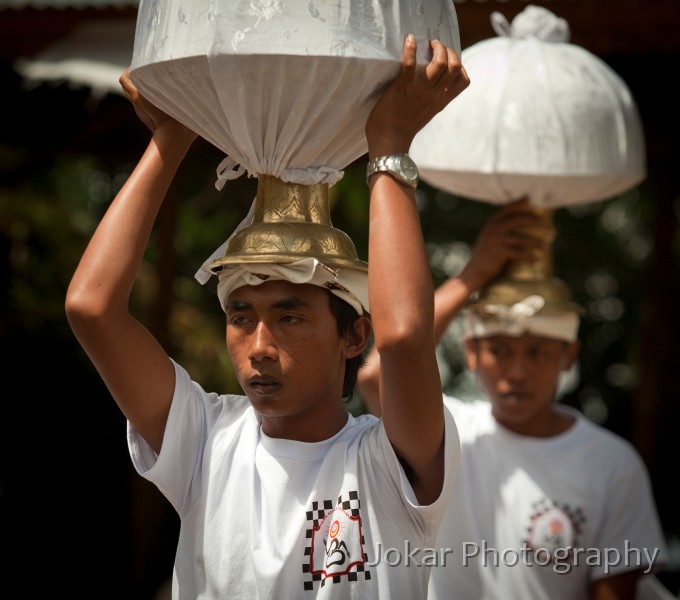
[215,257,370,316]
[464,294,580,342]
[428,397,669,600]
[409,5,645,207]
[128,360,461,599]
[129,0,461,189]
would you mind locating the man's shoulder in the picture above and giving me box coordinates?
[344,412,381,437]
[562,404,631,444]
[442,395,494,442]
[562,405,647,467]
[443,394,491,418]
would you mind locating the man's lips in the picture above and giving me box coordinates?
[499,390,531,402]
[246,375,282,395]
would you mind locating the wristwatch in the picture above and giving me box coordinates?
[366,154,419,189]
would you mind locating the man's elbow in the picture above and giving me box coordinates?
[65,285,115,334]
[374,321,434,359]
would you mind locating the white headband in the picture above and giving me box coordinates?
[215,258,369,316]
[464,294,580,343]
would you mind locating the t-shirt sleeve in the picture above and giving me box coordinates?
[126,359,231,516]
[370,406,461,536]
[590,440,668,579]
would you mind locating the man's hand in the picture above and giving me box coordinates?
[119,68,198,145]
[460,198,550,291]
[366,35,470,158]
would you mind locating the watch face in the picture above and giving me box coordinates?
[397,156,418,181]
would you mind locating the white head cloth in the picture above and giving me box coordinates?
[213,258,369,316]
[464,294,579,343]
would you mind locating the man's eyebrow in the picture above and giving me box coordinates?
[225,300,250,311]
[271,296,311,309]
[225,296,312,311]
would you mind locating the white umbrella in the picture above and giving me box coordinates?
[410,5,645,208]
[129,0,461,190]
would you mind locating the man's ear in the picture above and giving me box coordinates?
[463,336,478,371]
[343,315,372,359]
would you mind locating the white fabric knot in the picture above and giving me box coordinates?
[479,295,546,334]
[464,294,580,342]
[279,166,344,186]
[214,157,344,191]
[491,5,570,43]
[215,156,248,191]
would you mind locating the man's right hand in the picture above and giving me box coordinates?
[119,69,198,145]
[459,197,550,292]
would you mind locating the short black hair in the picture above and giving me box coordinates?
[327,292,368,402]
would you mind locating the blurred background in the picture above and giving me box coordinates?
[0,0,678,597]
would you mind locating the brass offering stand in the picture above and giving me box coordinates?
[209,175,367,274]
[468,206,579,316]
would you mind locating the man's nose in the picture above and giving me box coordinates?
[249,321,278,362]
[506,355,528,380]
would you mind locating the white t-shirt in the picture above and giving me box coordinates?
[427,396,668,600]
[128,360,460,599]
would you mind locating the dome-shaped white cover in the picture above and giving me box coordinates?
[409,5,645,207]
[130,0,460,188]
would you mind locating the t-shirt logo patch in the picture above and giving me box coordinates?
[302,491,371,591]
[525,497,586,561]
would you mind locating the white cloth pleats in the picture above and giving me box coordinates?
[130,0,461,188]
[409,5,645,207]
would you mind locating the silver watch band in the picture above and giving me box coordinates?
[365,154,419,188]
